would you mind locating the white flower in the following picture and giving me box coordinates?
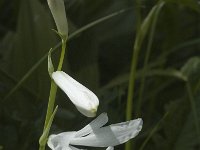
[52,71,99,117]
[48,113,143,150]
[47,0,68,36]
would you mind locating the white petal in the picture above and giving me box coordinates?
[47,0,68,36]
[48,132,76,150]
[108,118,143,144]
[75,113,108,137]
[70,118,143,147]
[52,71,99,117]
[106,146,114,150]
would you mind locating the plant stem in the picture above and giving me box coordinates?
[39,145,45,150]
[125,0,141,149]
[57,38,67,71]
[39,37,67,150]
[125,2,165,150]
[43,81,58,130]
[126,0,142,124]
[135,1,164,117]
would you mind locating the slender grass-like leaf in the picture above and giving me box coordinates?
[135,1,165,117]
[126,1,165,121]
[125,4,167,150]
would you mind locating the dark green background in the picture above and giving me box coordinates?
[0,0,200,149]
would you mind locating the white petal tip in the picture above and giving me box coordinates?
[136,118,143,131]
[76,105,99,117]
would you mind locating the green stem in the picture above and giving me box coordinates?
[39,36,67,150]
[125,37,140,150]
[125,2,165,150]
[43,81,58,130]
[126,0,142,125]
[125,1,160,123]
[57,38,67,71]
[135,1,163,117]
[126,40,140,121]
[125,1,141,149]
[39,145,44,150]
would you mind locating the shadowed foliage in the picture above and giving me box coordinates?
[0,0,200,149]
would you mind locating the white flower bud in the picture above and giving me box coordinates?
[52,71,99,117]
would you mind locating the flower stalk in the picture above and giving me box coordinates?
[39,0,68,148]
[57,37,67,71]
[39,35,67,150]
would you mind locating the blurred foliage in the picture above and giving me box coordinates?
[0,0,200,150]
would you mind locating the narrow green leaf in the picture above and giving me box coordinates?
[126,1,165,119]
